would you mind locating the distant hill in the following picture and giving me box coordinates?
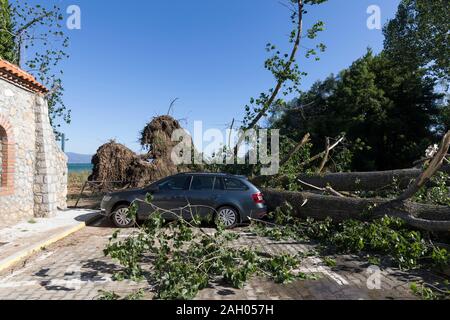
[66,152,93,164]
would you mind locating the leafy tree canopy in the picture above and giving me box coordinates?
[0,0,15,62]
[269,0,449,172]
[383,0,450,82]
[0,0,70,137]
[269,50,444,171]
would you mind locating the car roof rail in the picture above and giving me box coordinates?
[230,174,249,180]
[178,172,249,179]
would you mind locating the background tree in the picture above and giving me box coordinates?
[0,0,15,62]
[269,51,443,171]
[440,103,450,134]
[267,0,449,172]
[383,0,450,82]
[0,0,70,138]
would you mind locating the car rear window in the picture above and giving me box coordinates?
[190,176,215,190]
[158,176,191,191]
[223,178,248,191]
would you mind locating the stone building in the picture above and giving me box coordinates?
[0,59,67,224]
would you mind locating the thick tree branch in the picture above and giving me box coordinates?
[298,136,344,168]
[280,133,310,167]
[16,11,54,35]
[297,178,345,198]
[317,137,330,173]
[396,131,450,201]
[263,189,450,233]
[287,165,450,192]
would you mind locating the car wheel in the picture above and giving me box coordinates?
[216,206,239,229]
[111,205,135,228]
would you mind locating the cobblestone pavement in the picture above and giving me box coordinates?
[0,218,444,300]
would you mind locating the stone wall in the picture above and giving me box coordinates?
[33,95,68,216]
[0,78,67,224]
[0,80,36,223]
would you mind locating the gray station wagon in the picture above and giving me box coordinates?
[100,173,267,228]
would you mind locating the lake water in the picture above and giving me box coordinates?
[68,163,93,173]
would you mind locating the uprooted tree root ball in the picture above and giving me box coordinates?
[89,115,188,188]
[89,141,137,185]
[140,115,182,158]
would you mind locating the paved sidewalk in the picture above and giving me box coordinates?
[0,209,100,272]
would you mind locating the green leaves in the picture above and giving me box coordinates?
[261,254,300,284]
[431,247,450,268]
[252,204,450,271]
[104,201,307,300]
[322,257,336,267]
[269,49,444,172]
[384,0,450,82]
[330,216,431,270]
[3,1,72,137]
[98,289,145,301]
[251,205,333,242]
[0,0,16,62]
[306,21,325,39]
[97,290,120,300]
[413,172,450,206]
[242,0,327,130]
[410,283,439,300]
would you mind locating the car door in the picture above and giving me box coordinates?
[184,175,217,220]
[138,175,192,220]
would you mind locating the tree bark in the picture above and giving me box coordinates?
[254,165,450,192]
[262,189,450,232]
[298,136,344,168]
[261,132,450,233]
[280,133,310,167]
[317,137,330,174]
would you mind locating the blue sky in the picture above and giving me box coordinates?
[42,0,400,154]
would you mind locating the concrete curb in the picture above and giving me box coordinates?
[0,214,102,273]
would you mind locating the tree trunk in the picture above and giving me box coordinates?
[255,165,450,192]
[262,188,450,232]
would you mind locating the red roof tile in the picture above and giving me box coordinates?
[0,59,48,94]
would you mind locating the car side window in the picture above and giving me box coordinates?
[223,178,248,191]
[158,176,191,191]
[214,177,225,190]
[190,176,215,190]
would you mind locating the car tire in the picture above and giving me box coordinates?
[111,205,135,228]
[216,206,239,229]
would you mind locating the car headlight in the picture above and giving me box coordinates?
[102,195,112,202]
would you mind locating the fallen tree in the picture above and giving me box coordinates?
[262,131,450,233]
[296,165,448,191]
[263,189,450,226]
[254,165,450,192]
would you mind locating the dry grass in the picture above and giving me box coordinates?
[68,170,91,189]
[67,171,102,209]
